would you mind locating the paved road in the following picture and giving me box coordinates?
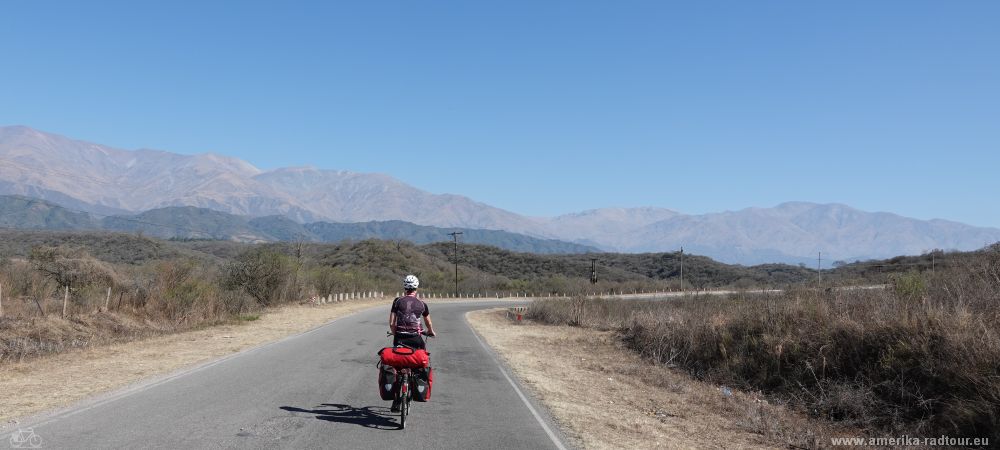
[6,301,569,450]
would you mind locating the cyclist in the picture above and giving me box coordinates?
[389,275,436,349]
[389,275,435,412]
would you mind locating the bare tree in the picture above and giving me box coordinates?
[221,250,292,306]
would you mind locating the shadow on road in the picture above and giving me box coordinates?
[281,404,398,429]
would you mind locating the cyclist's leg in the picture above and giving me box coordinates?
[390,371,402,412]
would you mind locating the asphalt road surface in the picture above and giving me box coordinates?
[6,301,570,450]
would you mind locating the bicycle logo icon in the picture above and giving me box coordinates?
[9,428,42,448]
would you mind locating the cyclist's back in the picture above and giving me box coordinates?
[389,275,435,350]
[392,294,427,334]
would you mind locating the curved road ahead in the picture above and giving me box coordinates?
[7,301,570,450]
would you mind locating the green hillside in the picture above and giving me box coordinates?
[0,229,815,293]
[0,195,597,254]
[305,220,597,254]
[0,196,99,230]
[1,196,978,295]
[102,206,270,241]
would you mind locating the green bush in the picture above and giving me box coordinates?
[892,271,926,299]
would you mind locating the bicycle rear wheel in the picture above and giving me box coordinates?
[400,396,408,429]
[399,374,409,429]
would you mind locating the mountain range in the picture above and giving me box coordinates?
[2,125,998,264]
[0,196,598,254]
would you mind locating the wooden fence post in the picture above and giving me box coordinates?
[0,282,4,318]
[63,285,69,318]
[105,287,112,311]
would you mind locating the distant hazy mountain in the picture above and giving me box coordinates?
[3,126,998,264]
[0,195,597,254]
[540,207,682,249]
[253,167,544,235]
[612,202,1000,264]
[0,126,540,232]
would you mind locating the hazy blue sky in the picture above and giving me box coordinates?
[2,1,997,225]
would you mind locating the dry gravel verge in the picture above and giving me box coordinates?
[467,308,847,450]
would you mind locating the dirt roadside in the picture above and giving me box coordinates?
[0,298,395,426]
[467,309,841,450]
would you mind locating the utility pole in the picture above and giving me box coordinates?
[680,247,684,292]
[449,231,463,297]
[590,258,598,284]
[817,252,822,286]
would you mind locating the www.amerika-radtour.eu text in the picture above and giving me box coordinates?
[831,436,989,447]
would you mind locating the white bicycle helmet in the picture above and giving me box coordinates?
[403,275,420,290]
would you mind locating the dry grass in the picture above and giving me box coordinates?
[468,309,849,449]
[528,251,1000,443]
[0,251,372,364]
[0,312,176,364]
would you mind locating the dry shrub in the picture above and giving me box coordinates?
[144,259,226,325]
[530,251,1000,441]
[29,245,124,290]
[0,241,392,364]
[0,251,262,362]
[528,296,667,329]
[220,249,296,307]
[0,312,174,364]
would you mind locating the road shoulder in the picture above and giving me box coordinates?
[466,309,831,450]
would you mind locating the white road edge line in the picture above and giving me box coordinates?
[466,313,570,450]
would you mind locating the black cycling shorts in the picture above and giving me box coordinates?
[393,333,425,350]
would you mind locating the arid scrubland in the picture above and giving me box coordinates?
[4,229,996,442]
[0,230,832,364]
[529,249,1000,442]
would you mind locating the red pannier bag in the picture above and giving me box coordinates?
[378,347,430,369]
[377,363,396,401]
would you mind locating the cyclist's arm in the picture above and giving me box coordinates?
[389,312,397,334]
[423,314,435,336]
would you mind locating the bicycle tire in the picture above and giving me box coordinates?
[399,373,408,429]
[400,397,408,429]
